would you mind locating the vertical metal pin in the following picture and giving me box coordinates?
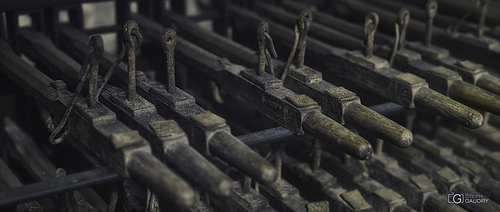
[274,151,282,184]
[364,12,379,58]
[88,35,103,107]
[123,20,143,101]
[257,22,278,76]
[242,175,252,193]
[375,138,384,155]
[162,28,177,93]
[425,1,438,46]
[310,139,321,174]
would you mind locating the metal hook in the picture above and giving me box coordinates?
[162,28,178,93]
[257,22,278,76]
[425,1,438,46]
[88,35,104,107]
[123,20,143,101]
[282,9,313,82]
[363,12,379,58]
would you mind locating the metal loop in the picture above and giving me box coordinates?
[426,1,438,19]
[89,35,104,58]
[124,20,143,51]
[363,12,379,58]
[162,28,178,51]
[162,28,178,93]
[296,9,313,33]
[257,22,278,76]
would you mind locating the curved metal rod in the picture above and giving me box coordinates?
[397,9,410,50]
[257,21,278,76]
[363,12,379,58]
[281,9,312,82]
[47,36,101,144]
[390,9,410,67]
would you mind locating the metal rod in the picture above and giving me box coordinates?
[345,102,412,148]
[303,111,373,160]
[164,141,232,197]
[414,87,483,128]
[449,80,500,116]
[0,167,120,208]
[209,131,278,183]
[476,75,500,96]
[127,151,195,208]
